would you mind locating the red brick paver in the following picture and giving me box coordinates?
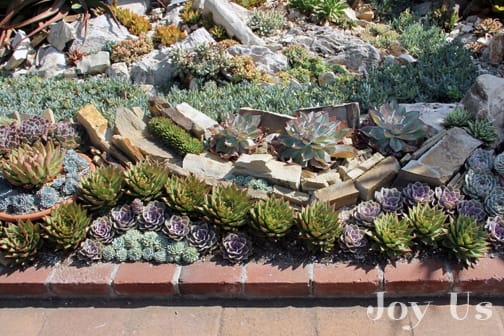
[113,262,178,296]
[452,257,504,293]
[0,266,51,296]
[179,262,242,297]
[312,263,380,296]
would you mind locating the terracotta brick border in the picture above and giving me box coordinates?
[1,257,504,298]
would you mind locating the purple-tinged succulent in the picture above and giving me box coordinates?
[163,214,190,241]
[354,200,381,227]
[434,186,464,213]
[221,232,252,264]
[89,216,115,243]
[402,182,434,206]
[77,239,103,262]
[485,215,504,243]
[465,148,494,171]
[18,116,50,144]
[463,169,497,200]
[457,199,487,223]
[111,203,137,233]
[138,200,166,231]
[188,222,218,254]
[340,224,368,253]
[130,198,144,216]
[51,121,80,148]
[374,187,403,213]
[0,123,19,155]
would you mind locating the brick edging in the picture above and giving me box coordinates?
[1,257,503,298]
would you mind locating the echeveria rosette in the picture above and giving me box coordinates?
[457,199,487,223]
[17,116,50,144]
[221,232,252,264]
[138,200,167,231]
[0,123,19,155]
[111,203,137,233]
[402,182,434,206]
[462,169,497,200]
[89,216,115,244]
[434,186,464,213]
[354,200,381,227]
[77,239,103,263]
[374,187,403,213]
[485,215,504,244]
[484,187,504,217]
[163,214,190,241]
[188,222,218,254]
[465,148,494,171]
[494,152,504,178]
[340,224,368,254]
[0,220,42,267]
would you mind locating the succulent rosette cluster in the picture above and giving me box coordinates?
[163,215,190,241]
[434,186,464,213]
[374,187,403,213]
[354,200,381,227]
[402,182,434,206]
[221,232,252,264]
[188,222,218,254]
[485,215,504,244]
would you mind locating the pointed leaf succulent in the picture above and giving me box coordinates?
[163,175,210,217]
[78,165,125,211]
[367,213,414,259]
[123,160,169,201]
[249,197,294,238]
[405,203,448,246]
[0,220,42,267]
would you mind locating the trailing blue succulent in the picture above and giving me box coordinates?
[51,177,66,190]
[484,186,504,216]
[434,186,464,213]
[354,200,381,227]
[8,193,36,214]
[188,222,218,254]
[63,149,89,175]
[61,175,79,196]
[463,169,497,200]
[138,200,167,231]
[374,187,403,213]
[111,203,137,233]
[485,215,504,243]
[457,199,487,223]
[465,148,494,171]
[35,186,60,209]
[221,232,252,264]
[89,216,115,244]
[163,215,190,241]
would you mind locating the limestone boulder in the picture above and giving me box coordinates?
[227,45,288,73]
[130,49,175,85]
[48,20,75,51]
[76,51,110,75]
[183,153,234,179]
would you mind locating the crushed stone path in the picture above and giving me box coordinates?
[1,297,504,336]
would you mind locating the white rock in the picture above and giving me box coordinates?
[76,51,111,75]
[227,45,288,73]
[183,153,234,179]
[5,31,32,70]
[107,62,130,80]
[130,49,176,85]
[35,46,66,78]
[48,20,75,51]
[174,27,215,50]
[402,102,458,134]
[115,0,150,16]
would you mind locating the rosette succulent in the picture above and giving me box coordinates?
[17,116,50,144]
[434,186,464,213]
[495,152,504,178]
[0,123,19,155]
[354,200,382,227]
[181,246,200,264]
[402,182,434,206]
[111,203,137,233]
[340,224,368,253]
[51,120,80,149]
[249,197,294,238]
[0,220,42,266]
[465,148,494,171]
[138,200,166,231]
[297,201,343,253]
[405,203,448,246]
[166,241,186,263]
[89,216,115,243]
[163,175,209,217]
[78,165,125,211]
[484,186,504,216]
[485,215,504,243]
[123,160,169,201]
[367,213,415,259]
[42,203,91,250]
[457,199,487,223]
[442,107,473,129]
[273,111,355,170]
[202,185,253,231]
[188,222,218,254]
[77,239,103,262]
[221,232,252,264]
[462,169,497,200]
[374,187,403,213]
[443,215,489,266]
[35,186,60,209]
[465,119,499,146]
[163,215,190,241]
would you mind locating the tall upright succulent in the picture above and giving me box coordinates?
[249,197,294,238]
[297,201,343,253]
[123,160,169,201]
[405,203,448,246]
[202,185,254,231]
[367,213,415,259]
[78,165,125,211]
[362,101,425,155]
[462,169,496,200]
[209,113,263,160]
[402,182,434,206]
[0,220,42,266]
[273,111,356,170]
[2,140,65,189]
[374,187,403,213]
[163,175,210,217]
[42,203,91,250]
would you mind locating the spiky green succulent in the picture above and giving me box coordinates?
[367,213,415,259]
[78,165,125,211]
[209,113,263,160]
[484,186,504,216]
[362,101,425,155]
[462,169,496,200]
[41,203,91,250]
[296,201,343,253]
[0,220,42,267]
[163,174,210,217]
[2,140,64,189]
[443,215,489,267]
[465,119,499,145]
[273,111,356,170]
[202,185,254,231]
[405,203,448,246]
[123,160,169,201]
[249,197,294,238]
[442,107,473,129]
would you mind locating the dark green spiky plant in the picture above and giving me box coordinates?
[405,203,448,247]
[296,201,343,253]
[163,174,210,218]
[42,203,91,250]
[123,160,169,201]
[442,107,473,129]
[148,117,204,157]
[78,165,125,211]
[249,197,294,238]
[465,119,499,146]
[0,220,42,267]
[443,215,489,267]
[367,212,415,259]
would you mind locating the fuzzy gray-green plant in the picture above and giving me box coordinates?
[248,9,286,36]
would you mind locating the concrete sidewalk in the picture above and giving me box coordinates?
[1,297,504,336]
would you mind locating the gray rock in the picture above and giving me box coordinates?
[233,154,302,189]
[203,0,264,45]
[183,153,234,179]
[312,180,359,208]
[76,51,111,75]
[35,46,66,78]
[48,20,75,51]
[355,156,400,201]
[295,102,360,129]
[398,127,482,186]
[165,6,183,27]
[5,31,32,70]
[116,0,150,16]
[342,7,357,21]
[70,14,135,53]
[402,102,458,135]
[174,28,215,49]
[170,102,219,139]
[107,62,130,80]
[318,71,337,86]
[272,185,310,206]
[227,45,288,73]
[489,32,504,65]
[130,49,176,85]
[238,107,296,133]
[461,74,504,141]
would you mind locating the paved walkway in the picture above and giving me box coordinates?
[1,297,504,336]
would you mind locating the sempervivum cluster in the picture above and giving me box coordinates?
[111,203,137,233]
[354,200,381,227]
[188,222,218,254]
[0,123,19,155]
[77,239,103,263]
[163,214,190,241]
[221,232,252,264]
[495,152,504,178]
[17,116,51,144]
[434,186,464,213]
[484,186,504,216]
[374,187,403,213]
[402,182,434,206]
[340,224,368,254]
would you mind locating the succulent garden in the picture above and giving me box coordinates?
[0,0,504,272]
